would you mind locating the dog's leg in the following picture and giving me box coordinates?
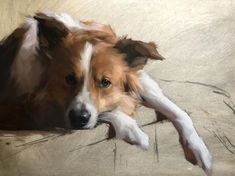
[138,71,212,176]
[99,109,149,150]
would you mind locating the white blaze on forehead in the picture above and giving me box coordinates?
[76,42,97,128]
[80,42,93,101]
[81,42,93,74]
[66,42,97,129]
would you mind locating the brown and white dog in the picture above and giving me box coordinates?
[0,12,212,175]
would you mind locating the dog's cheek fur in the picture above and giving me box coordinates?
[92,88,137,116]
[120,72,142,115]
[89,44,142,116]
[125,71,142,93]
[33,35,84,104]
[90,75,138,116]
[29,78,75,129]
[32,72,77,107]
[118,94,138,116]
[87,70,137,115]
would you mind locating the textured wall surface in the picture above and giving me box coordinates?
[0,0,234,176]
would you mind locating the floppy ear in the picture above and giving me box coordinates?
[34,13,69,50]
[114,38,165,69]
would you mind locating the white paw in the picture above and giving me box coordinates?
[116,122,149,150]
[191,138,212,176]
[99,110,149,150]
[138,129,149,150]
[182,134,212,176]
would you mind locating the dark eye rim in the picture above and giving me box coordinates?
[99,78,111,88]
[65,73,77,86]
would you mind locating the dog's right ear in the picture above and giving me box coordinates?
[114,37,165,70]
[34,13,69,50]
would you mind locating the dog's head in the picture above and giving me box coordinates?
[32,13,164,129]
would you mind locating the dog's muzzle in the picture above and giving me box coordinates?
[66,100,98,129]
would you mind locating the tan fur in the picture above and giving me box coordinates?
[34,29,143,117]
[0,13,163,129]
[90,42,140,115]
[32,30,143,116]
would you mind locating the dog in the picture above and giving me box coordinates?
[0,12,212,175]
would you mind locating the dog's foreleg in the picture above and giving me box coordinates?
[138,71,212,176]
[99,109,149,150]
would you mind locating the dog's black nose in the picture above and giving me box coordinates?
[69,108,91,128]
[79,109,91,123]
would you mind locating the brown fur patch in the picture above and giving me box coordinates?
[0,25,29,98]
[0,12,164,129]
[86,42,140,115]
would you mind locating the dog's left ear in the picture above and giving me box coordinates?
[34,13,69,50]
[115,38,165,69]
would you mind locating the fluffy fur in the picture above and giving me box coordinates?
[0,12,211,175]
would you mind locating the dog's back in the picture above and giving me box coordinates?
[0,26,28,95]
[0,25,32,129]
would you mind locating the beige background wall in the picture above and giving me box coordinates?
[0,0,235,176]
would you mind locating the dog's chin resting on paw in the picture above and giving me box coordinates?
[0,12,212,175]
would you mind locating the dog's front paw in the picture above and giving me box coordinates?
[116,121,149,150]
[99,110,149,150]
[180,134,212,176]
[134,126,149,150]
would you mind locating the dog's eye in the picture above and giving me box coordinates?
[65,73,77,86]
[100,78,111,88]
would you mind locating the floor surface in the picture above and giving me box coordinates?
[0,0,235,176]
